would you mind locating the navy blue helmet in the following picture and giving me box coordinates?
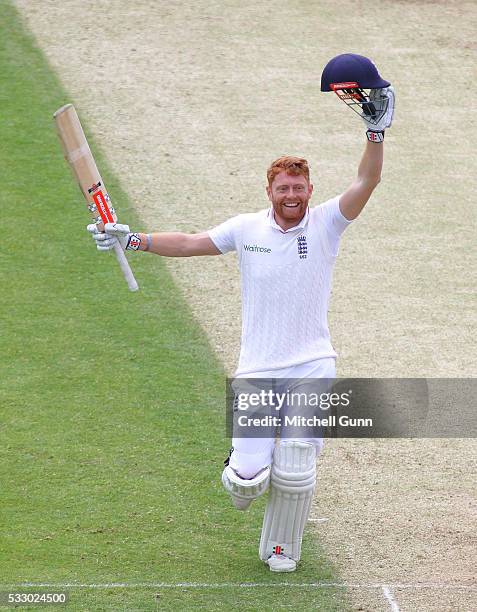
[321,53,390,92]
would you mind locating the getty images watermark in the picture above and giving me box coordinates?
[225,378,477,438]
[234,387,365,429]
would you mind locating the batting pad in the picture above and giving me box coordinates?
[222,465,271,511]
[259,441,317,561]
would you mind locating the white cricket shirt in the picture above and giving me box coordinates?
[208,196,352,375]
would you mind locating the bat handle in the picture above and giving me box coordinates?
[113,241,139,291]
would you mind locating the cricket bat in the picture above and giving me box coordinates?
[53,103,139,291]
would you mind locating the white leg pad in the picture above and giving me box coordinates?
[259,441,316,561]
[222,465,271,511]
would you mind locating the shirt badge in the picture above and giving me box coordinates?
[297,235,308,259]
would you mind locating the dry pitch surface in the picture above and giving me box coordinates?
[15,1,476,610]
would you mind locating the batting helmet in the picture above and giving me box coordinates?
[321,53,390,92]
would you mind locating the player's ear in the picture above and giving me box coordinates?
[308,183,314,196]
[266,185,272,200]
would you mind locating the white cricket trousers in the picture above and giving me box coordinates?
[229,357,336,479]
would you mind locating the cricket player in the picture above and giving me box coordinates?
[87,54,394,572]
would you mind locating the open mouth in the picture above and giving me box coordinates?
[283,202,300,208]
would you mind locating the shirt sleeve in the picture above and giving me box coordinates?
[319,195,353,257]
[207,214,243,254]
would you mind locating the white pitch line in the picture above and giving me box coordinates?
[1,582,476,590]
[382,586,400,612]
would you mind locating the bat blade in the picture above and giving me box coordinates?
[53,104,139,291]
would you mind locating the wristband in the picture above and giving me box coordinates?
[145,234,152,252]
[367,130,384,143]
[125,232,141,251]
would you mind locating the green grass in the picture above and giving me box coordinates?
[0,1,349,609]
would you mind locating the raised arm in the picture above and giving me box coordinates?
[321,71,395,221]
[339,140,383,221]
[339,84,394,220]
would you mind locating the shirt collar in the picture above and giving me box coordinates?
[267,206,310,233]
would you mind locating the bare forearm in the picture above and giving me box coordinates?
[136,231,220,257]
[339,140,383,220]
[135,232,186,256]
[357,140,383,186]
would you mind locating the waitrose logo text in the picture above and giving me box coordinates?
[244,244,272,253]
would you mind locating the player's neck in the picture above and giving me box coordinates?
[273,210,307,231]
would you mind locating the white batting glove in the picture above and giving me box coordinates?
[362,86,395,133]
[87,222,131,251]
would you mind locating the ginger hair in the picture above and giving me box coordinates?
[267,156,310,187]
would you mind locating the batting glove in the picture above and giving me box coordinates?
[361,86,395,135]
[87,222,139,251]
